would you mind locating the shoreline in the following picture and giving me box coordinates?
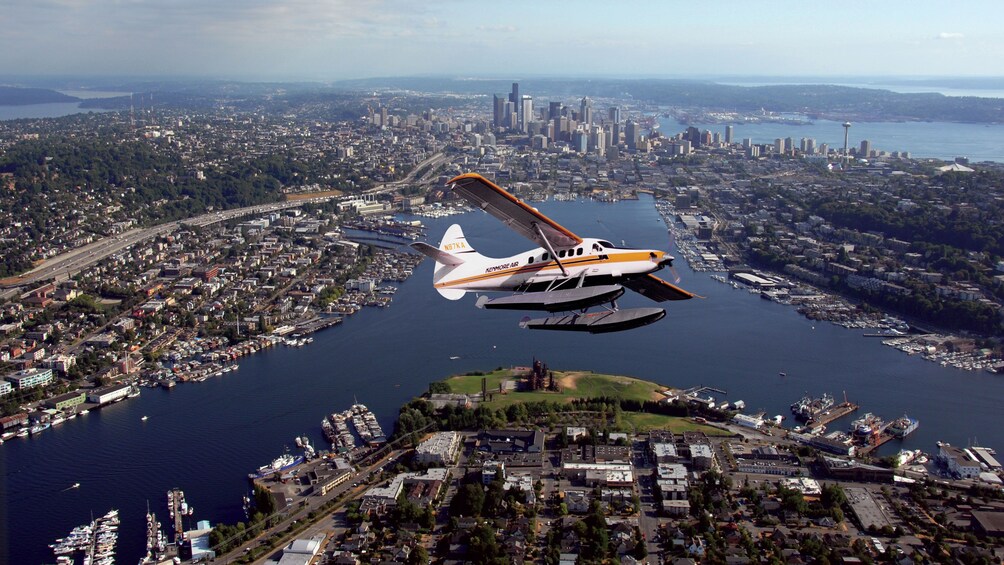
[656,199,1003,374]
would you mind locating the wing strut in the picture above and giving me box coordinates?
[532,222,568,277]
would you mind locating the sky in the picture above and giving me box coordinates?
[2,0,1003,81]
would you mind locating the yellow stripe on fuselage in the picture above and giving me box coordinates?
[434,251,655,289]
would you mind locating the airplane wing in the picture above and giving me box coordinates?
[623,274,697,302]
[448,173,582,248]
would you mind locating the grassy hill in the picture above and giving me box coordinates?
[439,368,730,436]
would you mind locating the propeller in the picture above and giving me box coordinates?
[665,230,683,284]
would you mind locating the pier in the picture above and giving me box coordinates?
[856,428,897,457]
[168,488,185,544]
[291,316,342,338]
[683,385,728,396]
[807,401,859,430]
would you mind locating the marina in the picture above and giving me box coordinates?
[49,509,119,565]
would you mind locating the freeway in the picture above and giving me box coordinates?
[0,196,339,298]
[1,153,450,299]
[363,151,448,196]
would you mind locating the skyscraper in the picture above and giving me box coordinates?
[724,125,734,144]
[625,120,639,150]
[520,96,533,134]
[509,83,520,125]
[580,97,593,127]
[859,140,872,158]
[548,101,562,120]
[493,94,506,128]
[608,106,621,124]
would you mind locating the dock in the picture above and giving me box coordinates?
[856,428,897,456]
[807,401,859,430]
[168,488,185,544]
[291,316,342,337]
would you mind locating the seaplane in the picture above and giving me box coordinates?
[410,173,697,333]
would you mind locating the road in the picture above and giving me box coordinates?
[219,449,406,564]
[363,152,448,196]
[1,153,452,299]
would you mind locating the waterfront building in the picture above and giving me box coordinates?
[414,431,462,466]
[45,390,86,411]
[732,413,764,429]
[938,443,982,479]
[5,367,53,390]
[0,413,28,430]
[87,383,132,405]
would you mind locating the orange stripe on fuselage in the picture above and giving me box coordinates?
[434,251,655,289]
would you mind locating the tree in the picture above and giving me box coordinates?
[408,544,430,565]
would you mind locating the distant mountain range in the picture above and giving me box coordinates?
[0,86,79,106]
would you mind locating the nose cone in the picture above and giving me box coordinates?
[651,251,675,268]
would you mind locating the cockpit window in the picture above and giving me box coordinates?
[598,240,615,248]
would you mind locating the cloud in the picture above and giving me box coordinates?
[936,32,964,40]
[476,24,518,33]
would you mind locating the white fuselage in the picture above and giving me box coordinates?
[435,237,666,294]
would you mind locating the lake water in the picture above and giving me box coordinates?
[2,195,1001,564]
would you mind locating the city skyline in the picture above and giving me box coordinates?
[2,0,1003,80]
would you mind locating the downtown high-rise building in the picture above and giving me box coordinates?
[860,139,872,158]
[548,101,562,120]
[625,120,639,150]
[493,94,506,128]
[580,97,593,127]
[520,96,533,133]
[509,82,520,126]
[725,125,734,144]
[608,106,621,124]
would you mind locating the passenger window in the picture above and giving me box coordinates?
[577,248,583,256]
[528,256,534,264]
[558,250,565,258]
[542,253,549,261]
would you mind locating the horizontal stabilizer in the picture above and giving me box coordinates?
[624,274,698,302]
[520,307,666,334]
[478,285,625,312]
[409,242,465,266]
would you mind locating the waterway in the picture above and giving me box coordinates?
[657,118,1004,163]
[3,196,1003,564]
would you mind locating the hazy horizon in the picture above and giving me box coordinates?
[3,1,1004,81]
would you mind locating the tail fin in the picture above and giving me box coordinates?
[410,224,482,300]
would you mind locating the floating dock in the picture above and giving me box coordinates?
[807,401,859,430]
